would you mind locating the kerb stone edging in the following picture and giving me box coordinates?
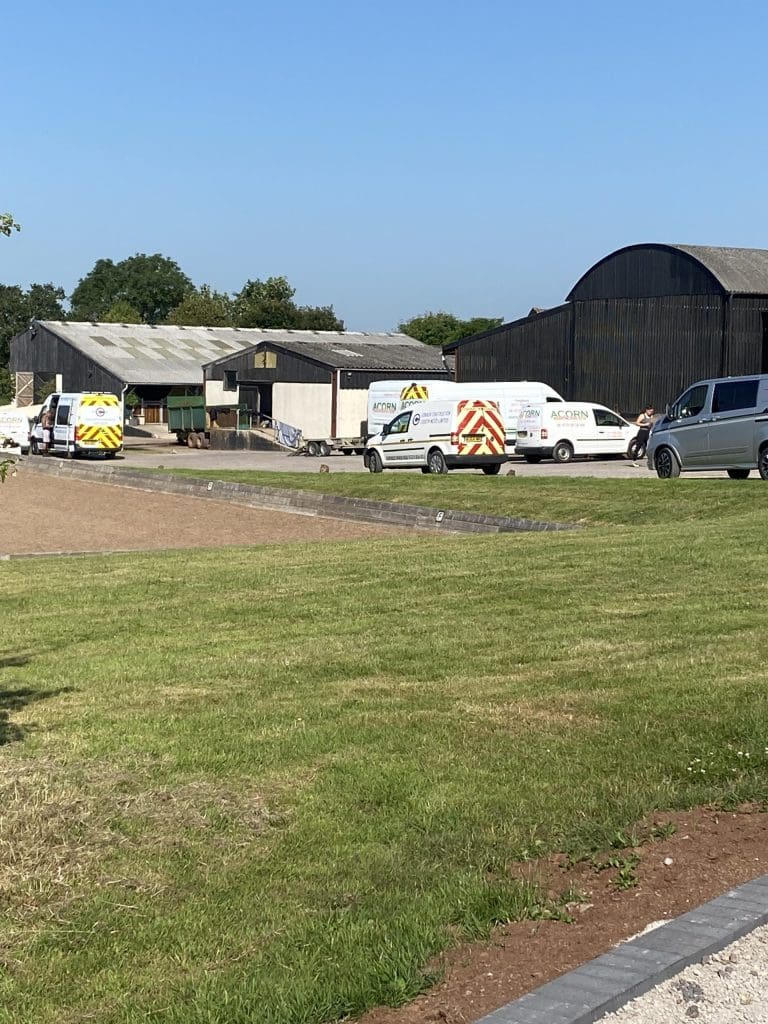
[19,458,580,535]
[472,874,768,1024]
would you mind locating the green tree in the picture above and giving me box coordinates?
[398,311,503,347]
[0,283,66,402]
[102,300,143,323]
[233,276,344,331]
[70,254,193,324]
[164,285,234,327]
[0,214,20,237]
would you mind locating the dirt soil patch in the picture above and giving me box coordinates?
[0,467,403,555]
[360,806,768,1024]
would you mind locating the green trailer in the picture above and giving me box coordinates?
[166,396,248,448]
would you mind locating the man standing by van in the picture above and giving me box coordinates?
[41,406,55,455]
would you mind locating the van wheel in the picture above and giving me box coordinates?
[481,464,501,475]
[758,446,768,480]
[655,447,681,478]
[30,438,38,455]
[727,468,750,479]
[368,450,383,473]
[523,455,542,463]
[552,441,574,464]
[427,449,448,474]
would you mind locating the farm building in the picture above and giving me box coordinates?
[10,322,448,433]
[203,330,449,440]
[445,243,768,415]
[9,321,248,422]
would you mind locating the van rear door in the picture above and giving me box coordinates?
[53,401,71,450]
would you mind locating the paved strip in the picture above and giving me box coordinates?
[21,457,580,534]
[472,875,768,1024]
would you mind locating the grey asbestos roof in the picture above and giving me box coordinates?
[38,323,444,384]
[202,329,447,371]
[674,245,768,294]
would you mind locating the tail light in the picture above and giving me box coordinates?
[450,431,459,445]
[74,426,81,441]
[541,428,549,439]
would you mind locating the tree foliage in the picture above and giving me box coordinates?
[0,283,66,388]
[70,254,193,324]
[398,311,503,347]
[164,285,234,327]
[233,276,344,331]
[102,300,143,324]
[0,214,20,237]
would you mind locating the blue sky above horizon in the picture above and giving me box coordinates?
[3,0,767,330]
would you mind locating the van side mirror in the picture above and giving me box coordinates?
[381,424,389,436]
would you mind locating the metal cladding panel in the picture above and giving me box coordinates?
[572,297,724,413]
[454,307,571,396]
[339,369,450,390]
[10,325,124,394]
[727,296,768,375]
[569,246,723,300]
[206,347,331,384]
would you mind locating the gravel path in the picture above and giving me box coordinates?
[0,467,404,555]
[598,923,768,1023]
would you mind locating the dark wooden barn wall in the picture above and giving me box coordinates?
[206,348,331,385]
[727,297,768,376]
[455,306,572,395]
[10,325,124,395]
[569,247,721,300]
[572,296,724,411]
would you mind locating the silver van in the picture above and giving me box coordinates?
[647,375,768,479]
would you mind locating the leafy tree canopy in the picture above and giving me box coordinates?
[69,254,193,324]
[0,214,20,237]
[164,285,234,327]
[0,282,66,402]
[233,276,344,331]
[398,311,503,347]
[101,300,143,324]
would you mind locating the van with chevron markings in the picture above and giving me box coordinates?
[364,398,508,474]
[29,392,123,459]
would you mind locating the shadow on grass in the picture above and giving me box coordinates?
[0,651,74,745]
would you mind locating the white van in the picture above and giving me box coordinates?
[366,379,563,450]
[364,398,508,474]
[30,392,123,458]
[515,402,636,463]
[0,406,34,454]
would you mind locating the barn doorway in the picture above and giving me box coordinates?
[240,383,273,425]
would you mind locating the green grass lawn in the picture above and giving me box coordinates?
[156,466,768,526]
[1,484,768,1023]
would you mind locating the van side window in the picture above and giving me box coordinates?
[676,385,708,419]
[593,409,624,427]
[387,412,411,434]
[55,404,70,426]
[712,379,759,414]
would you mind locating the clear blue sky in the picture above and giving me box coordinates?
[3,0,767,330]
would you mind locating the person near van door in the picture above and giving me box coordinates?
[41,406,55,455]
[630,404,654,461]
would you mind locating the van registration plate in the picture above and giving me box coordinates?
[462,433,483,442]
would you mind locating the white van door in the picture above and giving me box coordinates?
[592,407,634,454]
[378,411,422,467]
[53,400,72,451]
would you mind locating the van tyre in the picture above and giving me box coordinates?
[552,441,574,464]
[727,468,750,479]
[759,446,768,480]
[655,447,681,478]
[481,464,501,475]
[368,450,383,473]
[427,449,448,474]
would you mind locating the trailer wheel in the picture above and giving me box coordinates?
[307,440,321,457]
[187,432,197,448]
[200,435,210,449]
[319,441,331,457]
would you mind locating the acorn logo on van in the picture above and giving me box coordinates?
[551,408,589,421]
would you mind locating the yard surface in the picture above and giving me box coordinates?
[1,466,768,1024]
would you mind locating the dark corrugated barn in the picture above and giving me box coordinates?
[445,244,768,415]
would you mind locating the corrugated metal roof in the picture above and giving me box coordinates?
[203,330,447,371]
[674,245,768,294]
[38,323,445,383]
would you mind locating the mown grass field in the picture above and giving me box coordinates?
[1,478,768,1023]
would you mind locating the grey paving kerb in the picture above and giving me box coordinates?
[21,459,581,535]
[473,875,768,1024]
